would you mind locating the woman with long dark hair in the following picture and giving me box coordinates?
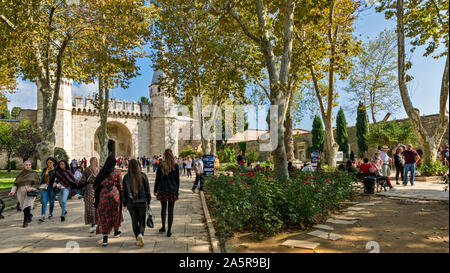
[54,160,77,222]
[94,156,123,247]
[154,149,179,237]
[122,159,151,247]
[39,157,58,222]
[80,157,99,233]
[8,160,40,227]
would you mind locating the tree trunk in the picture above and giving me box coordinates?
[284,103,295,162]
[97,77,110,166]
[36,82,57,169]
[7,152,11,172]
[396,0,449,163]
[324,0,339,167]
[324,119,338,167]
[270,93,288,179]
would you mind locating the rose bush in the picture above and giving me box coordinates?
[205,169,357,239]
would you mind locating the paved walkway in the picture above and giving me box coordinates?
[0,171,211,253]
[376,181,449,201]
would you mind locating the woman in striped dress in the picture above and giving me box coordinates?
[80,157,99,233]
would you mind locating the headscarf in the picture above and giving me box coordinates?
[89,157,99,176]
[94,156,117,187]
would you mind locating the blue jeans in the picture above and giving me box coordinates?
[59,188,70,217]
[403,163,416,185]
[192,173,204,191]
[40,188,56,216]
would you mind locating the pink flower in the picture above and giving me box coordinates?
[213,176,216,179]
[230,179,234,184]
[245,184,249,189]
[226,173,230,176]
[307,176,311,179]
[303,180,307,184]
[241,173,245,176]
[313,177,316,180]
[253,202,257,206]
[269,168,273,171]
[249,172,254,178]
[265,175,270,179]
[325,178,329,182]
[314,188,318,193]
[295,174,299,177]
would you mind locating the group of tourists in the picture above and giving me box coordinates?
[8,148,181,248]
[355,143,421,186]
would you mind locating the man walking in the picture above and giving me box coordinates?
[192,154,204,193]
[71,159,78,174]
[380,146,393,177]
[402,144,420,186]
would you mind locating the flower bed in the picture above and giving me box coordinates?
[204,169,358,240]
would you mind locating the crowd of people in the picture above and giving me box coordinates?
[7,142,448,244]
[287,143,449,188]
[8,149,188,248]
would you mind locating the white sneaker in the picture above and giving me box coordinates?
[90,225,97,233]
[136,234,144,247]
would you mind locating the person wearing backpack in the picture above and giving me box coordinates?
[122,159,151,247]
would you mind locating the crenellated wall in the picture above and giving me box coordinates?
[72,96,151,117]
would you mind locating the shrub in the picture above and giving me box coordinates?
[179,145,198,158]
[205,169,357,240]
[218,162,238,172]
[417,160,448,176]
[218,146,235,163]
[238,141,246,156]
[247,150,259,163]
[54,147,69,162]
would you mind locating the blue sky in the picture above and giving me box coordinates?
[7,6,447,131]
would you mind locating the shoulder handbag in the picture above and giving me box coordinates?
[146,207,154,228]
[27,189,39,197]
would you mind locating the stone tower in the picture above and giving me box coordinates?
[37,79,73,159]
[149,70,179,156]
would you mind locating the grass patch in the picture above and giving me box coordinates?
[0,178,15,191]
[0,170,21,179]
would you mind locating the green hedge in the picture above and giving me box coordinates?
[417,160,448,176]
[205,169,357,240]
[179,145,198,158]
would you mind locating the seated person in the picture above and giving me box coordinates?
[287,161,296,172]
[71,167,83,199]
[247,162,254,171]
[302,162,315,172]
[254,163,264,172]
[358,158,377,178]
[345,160,358,173]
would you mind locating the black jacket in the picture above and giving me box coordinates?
[122,172,151,206]
[154,164,180,196]
[40,168,56,188]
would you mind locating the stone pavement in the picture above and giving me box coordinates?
[376,181,449,201]
[0,171,211,253]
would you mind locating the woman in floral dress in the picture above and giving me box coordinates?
[94,156,123,247]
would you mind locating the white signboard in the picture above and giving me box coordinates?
[336,151,344,162]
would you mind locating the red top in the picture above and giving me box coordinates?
[402,149,419,164]
[359,163,374,174]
